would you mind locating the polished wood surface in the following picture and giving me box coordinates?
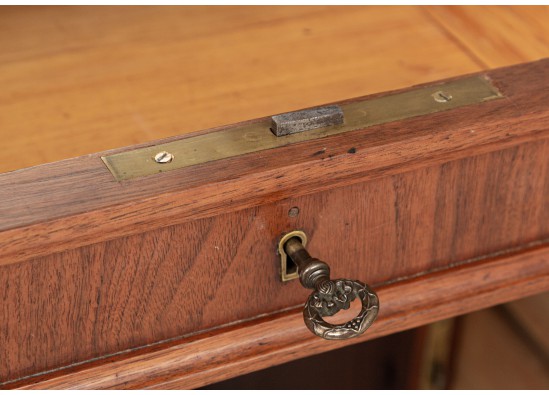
[8,243,549,389]
[1,61,549,386]
[2,139,549,384]
[2,6,549,173]
[426,6,549,67]
[1,6,549,389]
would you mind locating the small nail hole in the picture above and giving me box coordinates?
[288,207,300,217]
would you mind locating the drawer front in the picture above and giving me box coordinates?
[2,139,549,384]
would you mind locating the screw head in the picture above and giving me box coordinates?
[432,90,452,103]
[154,151,174,164]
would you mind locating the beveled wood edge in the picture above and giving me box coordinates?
[9,242,549,389]
[1,59,548,266]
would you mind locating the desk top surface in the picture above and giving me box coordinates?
[1,6,548,173]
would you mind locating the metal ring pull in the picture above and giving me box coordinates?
[283,237,379,340]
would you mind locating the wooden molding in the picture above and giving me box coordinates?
[7,242,549,389]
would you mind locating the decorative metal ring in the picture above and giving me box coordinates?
[303,279,379,340]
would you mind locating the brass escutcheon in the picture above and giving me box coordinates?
[278,230,307,282]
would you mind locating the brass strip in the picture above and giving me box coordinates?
[102,76,502,181]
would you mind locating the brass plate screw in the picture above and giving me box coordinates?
[432,91,453,103]
[154,151,174,164]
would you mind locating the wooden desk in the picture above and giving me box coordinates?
[0,6,548,389]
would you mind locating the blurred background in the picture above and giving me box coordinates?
[1,6,548,389]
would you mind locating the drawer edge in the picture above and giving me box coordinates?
[8,242,549,390]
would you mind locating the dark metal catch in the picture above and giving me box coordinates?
[271,105,344,137]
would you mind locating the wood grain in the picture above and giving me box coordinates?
[1,7,548,389]
[1,60,548,387]
[1,60,549,267]
[0,6,482,173]
[426,6,549,68]
[3,7,549,174]
[1,135,548,383]
[7,242,549,389]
